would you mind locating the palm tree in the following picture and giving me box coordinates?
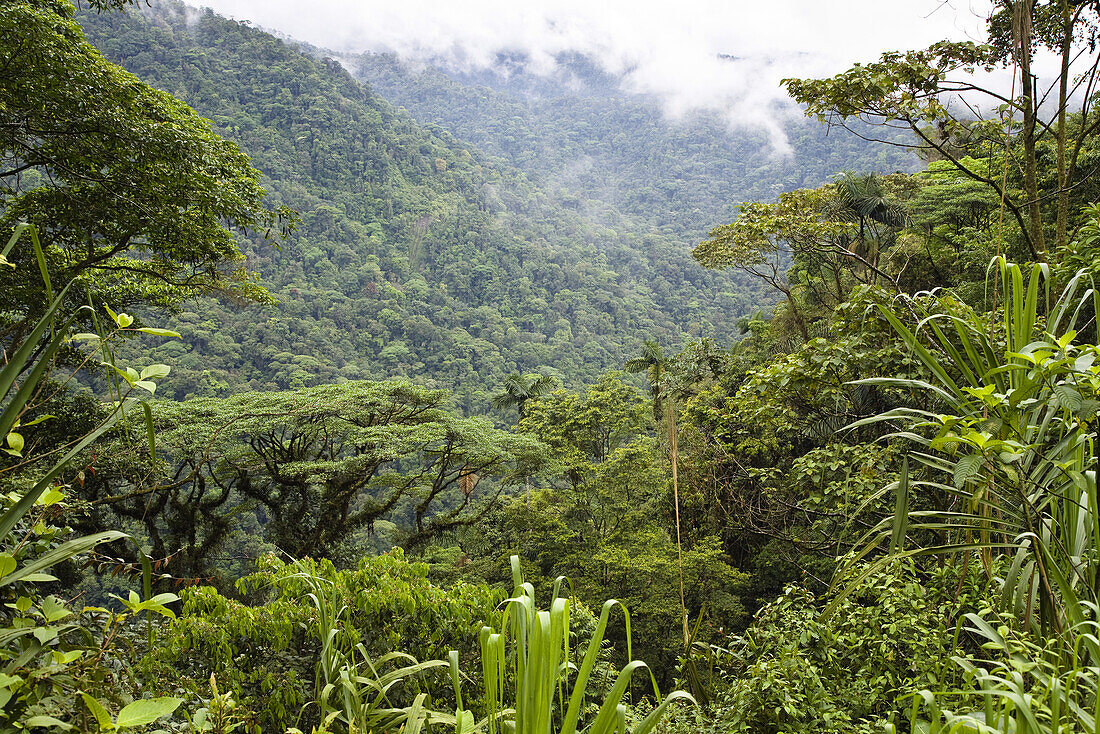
[832,171,908,275]
[625,340,689,649]
[491,372,556,507]
[624,340,667,423]
[490,372,557,423]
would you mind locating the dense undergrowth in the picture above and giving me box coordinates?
[5,0,1100,732]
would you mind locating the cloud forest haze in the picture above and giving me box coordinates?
[195,0,995,150]
[8,0,1100,731]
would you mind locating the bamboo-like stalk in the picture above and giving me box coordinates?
[666,396,690,651]
[451,555,695,734]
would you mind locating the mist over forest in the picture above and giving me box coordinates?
[3,1,1098,732]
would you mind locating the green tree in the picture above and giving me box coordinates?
[490,372,558,422]
[783,2,1100,257]
[624,340,668,422]
[81,380,548,577]
[693,185,900,340]
[0,0,293,338]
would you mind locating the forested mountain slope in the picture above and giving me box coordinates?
[81,2,776,412]
[351,51,919,238]
[80,2,913,414]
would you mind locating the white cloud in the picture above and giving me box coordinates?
[194,0,996,152]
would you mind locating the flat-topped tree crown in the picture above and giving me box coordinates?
[86,380,549,573]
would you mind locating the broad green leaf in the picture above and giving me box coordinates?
[0,555,15,579]
[1053,384,1083,412]
[52,649,83,665]
[135,327,181,338]
[38,487,65,506]
[33,626,59,644]
[110,366,138,385]
[952,454,983,489]
[455,709,475,734]
[41,596,72,623]
[146,592,181,607]
[139,364,170,380]
[81,692,114,730]
[115,697,183,729]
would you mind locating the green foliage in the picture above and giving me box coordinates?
[79,379,548,577]
[147,550,501,732]
[1054,201,1100,281]
[454,555,695,734]
[901,606,1100,734]
[782,5,1100,259]
[188,675,254,734]
[352,51,917,240]
[445,374,747,687]
[783,41,997,126]
[844,259,1100,634]
[694,178,916,339]
[16,4,1100,734]
[73,3,788,411]
[292,561,451,734]
[79,693,182,732]
[675,293,917,606]
[624,340,668,422]
[0,0,291,329]
[0,224,187,731]
[519,373,650,479]
[810,258,1100,734]
[694,562,978,734]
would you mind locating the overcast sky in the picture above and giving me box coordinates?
[193,0,997,152]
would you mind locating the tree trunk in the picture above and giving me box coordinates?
[1015,0,1047,260]
[1055,0,1073,252]
[665,396,690,652]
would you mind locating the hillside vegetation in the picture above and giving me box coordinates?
[5,1,1100,733]
[352,50,918,237]
[79,4,781,411]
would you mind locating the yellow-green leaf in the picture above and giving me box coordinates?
[115,697,183,728]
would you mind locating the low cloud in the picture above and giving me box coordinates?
[196,0,993,153]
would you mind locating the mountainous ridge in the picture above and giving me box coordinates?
[348,49,920,237]
[79,1,910,415]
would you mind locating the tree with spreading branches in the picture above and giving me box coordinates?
[784,1,1100,260]
[0,0,294,344]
